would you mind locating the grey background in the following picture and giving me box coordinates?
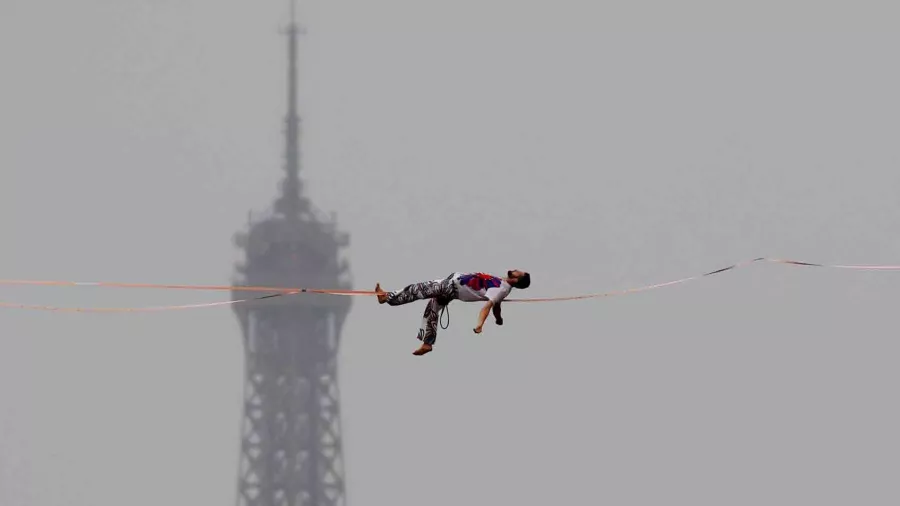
[2,0,899,505]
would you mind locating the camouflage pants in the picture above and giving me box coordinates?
[386,275,459,345]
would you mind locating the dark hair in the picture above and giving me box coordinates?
[514,272,530,289]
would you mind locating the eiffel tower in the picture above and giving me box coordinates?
[231,4,353,505]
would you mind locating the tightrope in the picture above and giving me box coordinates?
[0,292,297,313]
[0,257,897,312]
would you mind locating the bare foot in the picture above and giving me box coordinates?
[375,283,388,304]
[412,343,433,356]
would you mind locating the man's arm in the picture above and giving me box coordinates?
[473,301,493,333]
[492,302,503,325]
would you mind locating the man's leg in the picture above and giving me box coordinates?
[376,278,446,306]
[412,297,450,356]
[411,279,458,356]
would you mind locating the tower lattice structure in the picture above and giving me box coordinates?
[231,9,352,506]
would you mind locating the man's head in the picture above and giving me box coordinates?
[507,269,531,289]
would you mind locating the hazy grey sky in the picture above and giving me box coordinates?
[2,1,900,505]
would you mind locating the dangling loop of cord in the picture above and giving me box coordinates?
[439,304,450,330]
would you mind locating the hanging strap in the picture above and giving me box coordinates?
[439,304,450,329]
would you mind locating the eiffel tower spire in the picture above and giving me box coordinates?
[274,0,307,219]
[231,2,353,505]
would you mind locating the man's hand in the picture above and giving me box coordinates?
[474,301,493,334]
